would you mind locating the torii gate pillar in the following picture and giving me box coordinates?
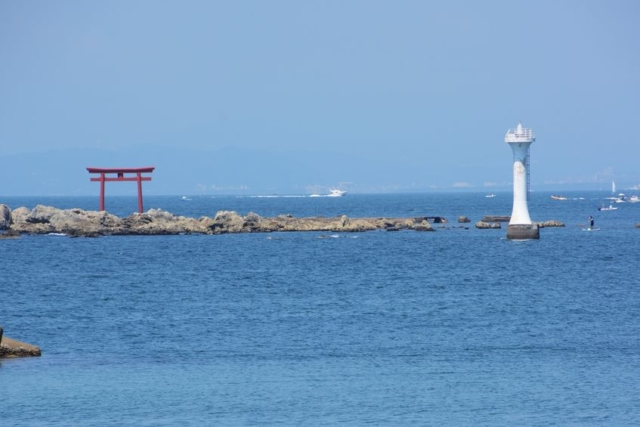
[87,167,155,213]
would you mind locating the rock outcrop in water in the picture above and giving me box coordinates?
[0,204,568,238]
[0,327,41,359]
[475,221,502,229]
[0,204,438,237]
[537,219,565,228]
[477,216,566,229]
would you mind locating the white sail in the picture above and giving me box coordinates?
[612,181,616,194]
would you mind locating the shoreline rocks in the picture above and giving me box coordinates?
[1,204,441,236]
[0,204,567,238]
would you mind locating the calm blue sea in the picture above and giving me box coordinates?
[1,192,639,426]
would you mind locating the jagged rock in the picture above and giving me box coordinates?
[49,209,121,235]
[457,216,470,223]
[0,336,41,359]
[399,219,415,229]
[26,205,58,223]
[537,220,565,228]
[381,218,417,231]
[9,206,120,236]
[475,221,501,229]
[481,215,510,222]
[209,210,246,234]
[0,229,20,239]
[147,208,176,221]
[341,219,374,232]
[259,218,285,232]
[243,212,263,231]
[414,220,434,231]
[0,204,12,230]
[10,207,30,224]
[0,346,41,358]
[120,211,193,235]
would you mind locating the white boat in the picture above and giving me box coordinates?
[485,194,496,198]
[328,189,347,197]
[551,195,568,200]
[598,204,618,211]
[629,195,640,203]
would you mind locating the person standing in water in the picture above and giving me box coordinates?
[589,216,595,229]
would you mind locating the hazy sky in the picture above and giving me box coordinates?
[1,1,639,193]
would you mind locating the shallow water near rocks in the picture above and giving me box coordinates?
[1,192,639,425]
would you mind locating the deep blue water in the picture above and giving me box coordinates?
[1,192,639,425]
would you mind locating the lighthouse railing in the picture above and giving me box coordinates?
[505,127,535,140]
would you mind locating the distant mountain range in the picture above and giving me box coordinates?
[0,145,437,196]
[2,145,626,197]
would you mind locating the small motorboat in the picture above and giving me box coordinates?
[328,189,347,197]
[598,204,618,211]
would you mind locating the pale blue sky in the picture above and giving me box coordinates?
[1,1,639,194]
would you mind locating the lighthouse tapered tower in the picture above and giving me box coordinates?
[505,122,539,239]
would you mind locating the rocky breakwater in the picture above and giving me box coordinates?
[475,215,565,229]
[0,204,436,237]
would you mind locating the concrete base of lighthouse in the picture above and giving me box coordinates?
[507,224,540,240]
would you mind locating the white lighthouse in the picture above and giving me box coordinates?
[505,122,539,239]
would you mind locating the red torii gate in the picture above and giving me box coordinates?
[87,167,155,213]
